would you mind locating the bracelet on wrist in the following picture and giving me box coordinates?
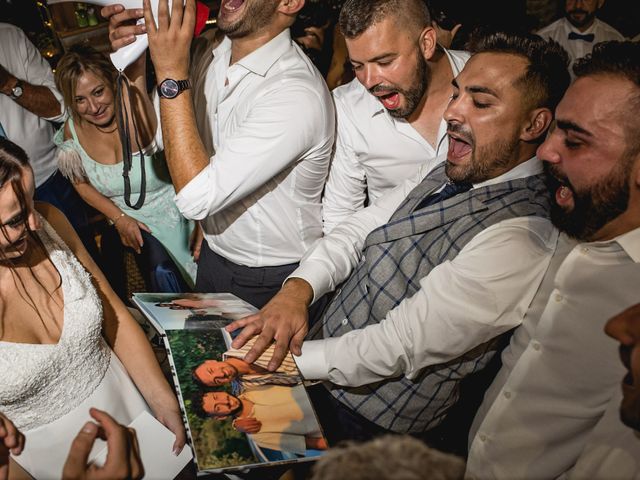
[109,212,126,226]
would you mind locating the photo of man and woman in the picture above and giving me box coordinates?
[132,293,328,472]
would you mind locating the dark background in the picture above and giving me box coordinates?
[1,0,638,43]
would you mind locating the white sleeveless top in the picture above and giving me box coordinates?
[0,218,150,478]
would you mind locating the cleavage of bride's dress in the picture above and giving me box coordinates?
[0,216,110,431]
[1,262,65,346]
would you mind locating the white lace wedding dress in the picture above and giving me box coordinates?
[0,218,150,478]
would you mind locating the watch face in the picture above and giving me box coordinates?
[160,79,179,99]
[12,85,23,98]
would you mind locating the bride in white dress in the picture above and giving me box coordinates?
[0,138,185,478]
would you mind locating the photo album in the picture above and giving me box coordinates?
[132,293,329,474]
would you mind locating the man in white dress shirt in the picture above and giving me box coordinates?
[537,0,624,70]
[228,33,570,440]
[466,40,640,479]
[321,0,469,233]
[103,0,334,308]
[565,303,640,479]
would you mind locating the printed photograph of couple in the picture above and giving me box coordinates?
[132,293,328,471]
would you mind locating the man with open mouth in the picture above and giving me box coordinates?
[322,0,469,234]
[102,0,334,309]
[229,32,570,446]
[467,41,640,479]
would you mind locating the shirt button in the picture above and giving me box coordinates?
[554,293,564,302]
[504,391,512,399]
[532,341,541,351]
[342,318,348,326]
[479,434,488,442]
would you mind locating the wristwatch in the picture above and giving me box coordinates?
[157,78,191,99]
[9,79,23,100]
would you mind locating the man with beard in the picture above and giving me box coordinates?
[466,41,640,479]
[102,0,334,308]
[322,0,469,233]
[227,32,570,440]
[537,0,623,71]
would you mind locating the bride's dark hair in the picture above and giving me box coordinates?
[0,138,60,335]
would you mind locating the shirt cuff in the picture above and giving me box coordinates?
[174,166,213,220]
[285,261,332,305]
[294,339,336,381]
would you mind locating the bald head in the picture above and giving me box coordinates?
[339,0,431,39]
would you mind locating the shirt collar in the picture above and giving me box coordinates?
[612,227,640,263]
[472,156,543,189]
[236,29,292,76]
[210,29,292,77]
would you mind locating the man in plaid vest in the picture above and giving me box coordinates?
[228,33,570,438]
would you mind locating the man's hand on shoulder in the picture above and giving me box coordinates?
[225,278,314,371]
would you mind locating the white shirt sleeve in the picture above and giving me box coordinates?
[291,165,430,302]
[16,26,65,122]
[175,83,332,220]
[294,217,559,386]
[322,97,367,235]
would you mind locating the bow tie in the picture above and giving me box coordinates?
[568,31,595,42]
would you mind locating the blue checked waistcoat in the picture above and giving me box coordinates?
[308,162,551,433]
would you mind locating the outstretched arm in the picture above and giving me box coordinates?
[226,165,429,369]
[294,219,558,387]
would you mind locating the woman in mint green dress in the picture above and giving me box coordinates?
[53,45,196,299]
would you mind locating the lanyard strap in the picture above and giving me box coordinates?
[115,71,146,210]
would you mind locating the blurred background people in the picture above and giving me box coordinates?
[537,0,624,71]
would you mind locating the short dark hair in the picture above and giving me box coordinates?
[468,31,570,112]
[339,0,431,39]
[573,41,640,85]
[574,41,640,154]
[190,390,242,419]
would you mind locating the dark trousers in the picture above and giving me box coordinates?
[195,242,299,309]
[196,242,331,319]
[101,228,191,302]
[34,170,99,261]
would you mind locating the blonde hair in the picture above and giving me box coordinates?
[55,44,118,122]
